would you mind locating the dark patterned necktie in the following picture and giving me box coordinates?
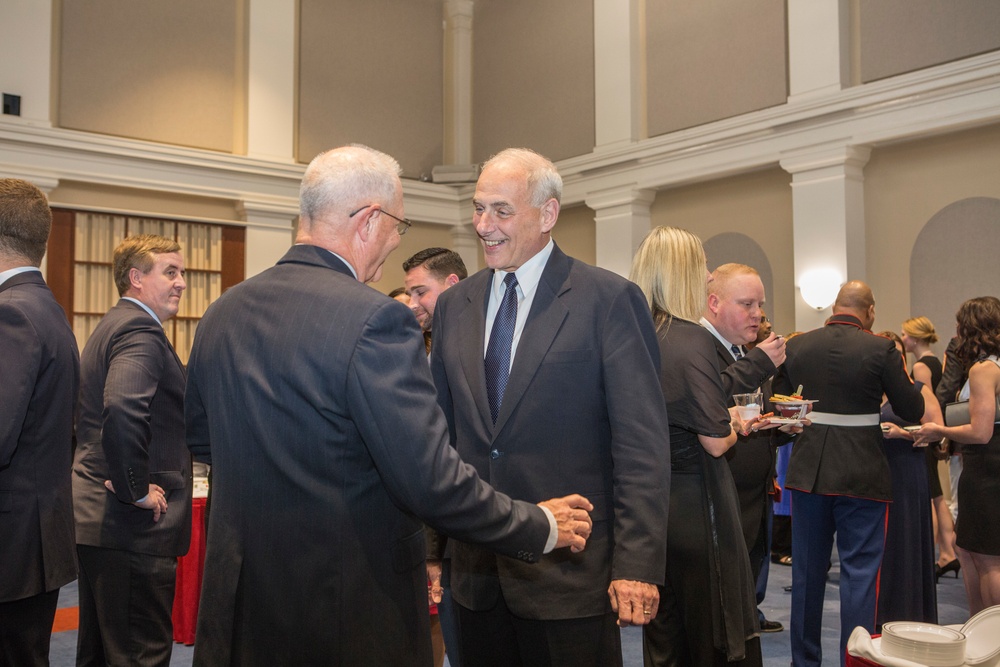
[485,273,519,423]
[731,343,744,359]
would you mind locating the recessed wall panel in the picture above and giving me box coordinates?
[58,0,238,152]
[860,0,1000,83]
[472,0,595,164]
[647,0,787,137]
[298,0,444,178]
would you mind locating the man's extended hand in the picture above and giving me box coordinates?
[426,559,443,605]
[538,494,593,553]
[608,579,659,627]
[756,332,786,368]
[104,480,168,523]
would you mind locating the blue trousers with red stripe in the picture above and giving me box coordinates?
[789,490,887,667]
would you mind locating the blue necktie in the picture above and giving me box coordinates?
[731,344,744,359]
[485,273,518,423]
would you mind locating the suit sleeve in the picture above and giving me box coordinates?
[720,347,776,399]
[185,335,211,465]
[602,284,671,584]
[936,338,965,409]
[346,299,551,561]
[882,342,925,424]
[0,302,40,467]
[102,324,167,503]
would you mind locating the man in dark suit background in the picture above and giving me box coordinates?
[430,148,670,666]
[73,234,191,666]
[185,144,593,666]
[701,263,789,633]
[0,179,80,667]
[774,281,925,667]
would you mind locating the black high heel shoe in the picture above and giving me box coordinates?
[935,559,961,582]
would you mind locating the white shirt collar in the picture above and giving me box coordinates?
[700,316,741,358]
[0,266,41,288]
[490,237,554,302]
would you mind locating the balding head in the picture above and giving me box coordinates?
[833,280,876,329]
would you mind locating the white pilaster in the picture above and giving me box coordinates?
[780,144,871,331]
[585,185,655,277]
[246,0,296,161]
[0,1,53,126]
[787,0,850,101]
[593,0,645,148]
[443,0,474,164]
[450,222,480,274]
[237,198,298,278]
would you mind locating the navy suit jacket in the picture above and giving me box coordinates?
[185,245,551,666]
[73,299,191,557]
[0,271,79,602]
[430,244,671,620]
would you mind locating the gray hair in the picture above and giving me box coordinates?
[299,144,402,223]
[483,148,562,207]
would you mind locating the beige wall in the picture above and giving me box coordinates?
[552,204,597,267]
[49,182,243,222]
[649,168,795,334]
[473,0,595,163]
[370,221,457,295]
[859,0,1000,83]
[864,122,1000,338]
[297,0,444,177]
[58,0,240,153]
[646,0,787,137]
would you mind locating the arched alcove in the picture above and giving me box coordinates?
[704,231,775,318]
[910,197,1000,354]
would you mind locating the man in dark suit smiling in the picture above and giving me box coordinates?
[430,148,670,666]
[185,145,592,666]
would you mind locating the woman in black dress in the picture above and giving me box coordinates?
[875,331,941,629]
[630,226,761,667]
[902,316,957,577]
[917,296,1000,615]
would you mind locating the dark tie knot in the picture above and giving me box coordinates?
[503,273,518,290]
[731,344,744,359]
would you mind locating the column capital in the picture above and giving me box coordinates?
[444,0,474,24]
[780,143,872,178]
[585,185,656,213]
[0,167,59,194]
[237,197,298,231]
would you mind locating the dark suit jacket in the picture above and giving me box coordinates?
[0,271,79,603]
[708,337,779,553]
[185,245,551,667]
[773,314,924,501]
[430,244,670,620]
[73,299,191,557]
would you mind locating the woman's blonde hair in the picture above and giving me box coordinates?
[902,316,939,345]
[629,226,707,329]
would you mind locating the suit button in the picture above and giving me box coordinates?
[490,449,501,460]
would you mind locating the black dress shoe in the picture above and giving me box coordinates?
[760,619,784,633]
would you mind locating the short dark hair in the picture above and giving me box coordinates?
[0,178,52,265]
[387,286,407,299]
[402,247,467,281]
[113,234,182,297]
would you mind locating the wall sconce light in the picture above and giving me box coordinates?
[798,268,842,310]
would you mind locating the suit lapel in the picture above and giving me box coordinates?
[457,272,493,428]
[712,337,736,369]
[492,246,571,434]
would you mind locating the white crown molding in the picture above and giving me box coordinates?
[1,51,998,223]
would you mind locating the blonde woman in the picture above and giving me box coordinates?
[630,227,761,667]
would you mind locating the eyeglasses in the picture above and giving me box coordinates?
[349,204,412,236]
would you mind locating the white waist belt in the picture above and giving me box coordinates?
[807,411,881,427]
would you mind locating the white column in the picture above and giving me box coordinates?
[0,1,53,126]
[246,0,296,161]
[237,198,298,278]
[443,0,474,165]
[450,222,480,274]
[593,0,645,148]
[780,144,870,331]
[787,0,850,101]
[586,185,655,277]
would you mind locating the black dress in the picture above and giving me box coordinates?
[643,318,761,667]
[912,355,944,498]
[955,358,1000,556]
[876,387,937,630]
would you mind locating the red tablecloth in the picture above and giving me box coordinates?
[172,496,207,645]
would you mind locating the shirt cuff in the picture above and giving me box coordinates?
[540,505,559,554]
